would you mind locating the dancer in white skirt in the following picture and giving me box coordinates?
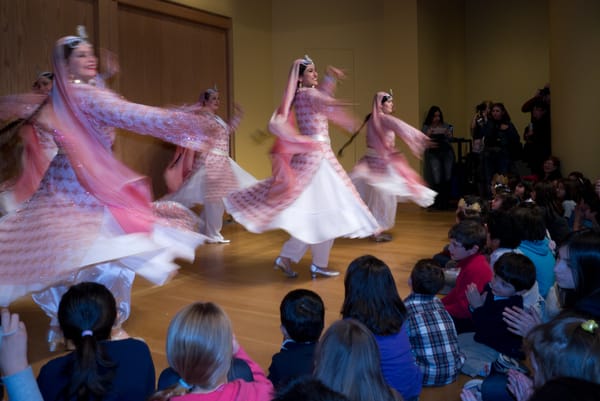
[348,91,436,242]
[0,28,217,349]
[164,88,256,243]
[225,55,380,278]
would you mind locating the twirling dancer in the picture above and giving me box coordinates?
[164,87,256,243]
[0,27,217,349]
[225,55,379,278]
[344,91,436,242]
[0,72,57,215]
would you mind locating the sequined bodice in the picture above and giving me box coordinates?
[294,88,330,141]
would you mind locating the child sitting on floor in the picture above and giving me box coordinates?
[442,220,493,333]
[404,259,464,386]
[459,252,536,377]
[268,289,324,388]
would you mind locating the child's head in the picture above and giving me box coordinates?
[456,195,487,223]
[57,282,117,400]
[511,204,547,241]
[314,319,397,401]
[410,259,444,295]
[556,178,581,202]
[58,282,116,343]
[280,289,324,343]
[529,377,600,401]
[448,220,487,261]
[486,210,520,251]
[166,302,233,391]
[554,230,600,310]
[491,252,536,296]
[514,180,533,202]
[491,191,518,212]
[341,255,406,336]
[273,376,350,401]
[525,315,600,387]
[491,174,509,197]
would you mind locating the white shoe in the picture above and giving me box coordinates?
[310,264,340,278]
[207,238,231,244]
[274,257,298,278]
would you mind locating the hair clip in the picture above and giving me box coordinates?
[581,319,598,333]
[178,378,193,390]
[37,71,54,80]
[81,329,93,337]
[301,54,313,65]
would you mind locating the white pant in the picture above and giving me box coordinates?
[280,237,334,267]
[200,201,226,241]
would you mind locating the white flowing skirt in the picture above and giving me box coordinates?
[265,158,379,244]
[351,164,436,230]
[167,157,257,207]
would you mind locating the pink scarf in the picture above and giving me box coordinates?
[49,36,155,233]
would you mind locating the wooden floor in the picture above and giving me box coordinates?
[10,204,470,401]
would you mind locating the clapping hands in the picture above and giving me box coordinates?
[466,283,486,310]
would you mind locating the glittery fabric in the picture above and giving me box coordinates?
[225,87,379,243]
[0,83,208,307]
[166,114,256,204]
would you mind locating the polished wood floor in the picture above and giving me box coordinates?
[11,204,470,401]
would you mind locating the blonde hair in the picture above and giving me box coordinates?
[152,302,233,400]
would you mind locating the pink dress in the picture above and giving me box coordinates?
[0,123,57,214]
[350,101,436,230]
[165,113,256,206]
[224,86,379,244]
[0,82,214,313]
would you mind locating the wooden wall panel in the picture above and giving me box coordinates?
[0,0,96,95]
[1,0,231,198]
[113,2,231,196]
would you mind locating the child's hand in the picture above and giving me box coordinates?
[0,308,29,377]
[466,283,485,309]
[232,334,240,354]
[503,306,541,336]
[507,369,533,401]
[460,388,480,401]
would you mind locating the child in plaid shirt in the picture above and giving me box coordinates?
[405,259,464,386]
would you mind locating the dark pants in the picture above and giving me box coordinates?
[425,144,455,209]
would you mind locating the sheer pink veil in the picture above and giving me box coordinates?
[368,92,392,156]
[51,36,154,233]
[266,58,318,203]
[368,91,427,189]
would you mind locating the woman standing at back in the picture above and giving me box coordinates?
[422,105,455,210]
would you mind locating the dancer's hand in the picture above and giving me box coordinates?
[0,308,29,377]
[503,305,541,336]
[507,369,533,401]
[230,103,244,130]
[326,66,346,80]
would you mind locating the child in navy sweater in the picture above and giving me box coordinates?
[459,252,536,377]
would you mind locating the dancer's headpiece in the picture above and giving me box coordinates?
[63,25,90,49]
